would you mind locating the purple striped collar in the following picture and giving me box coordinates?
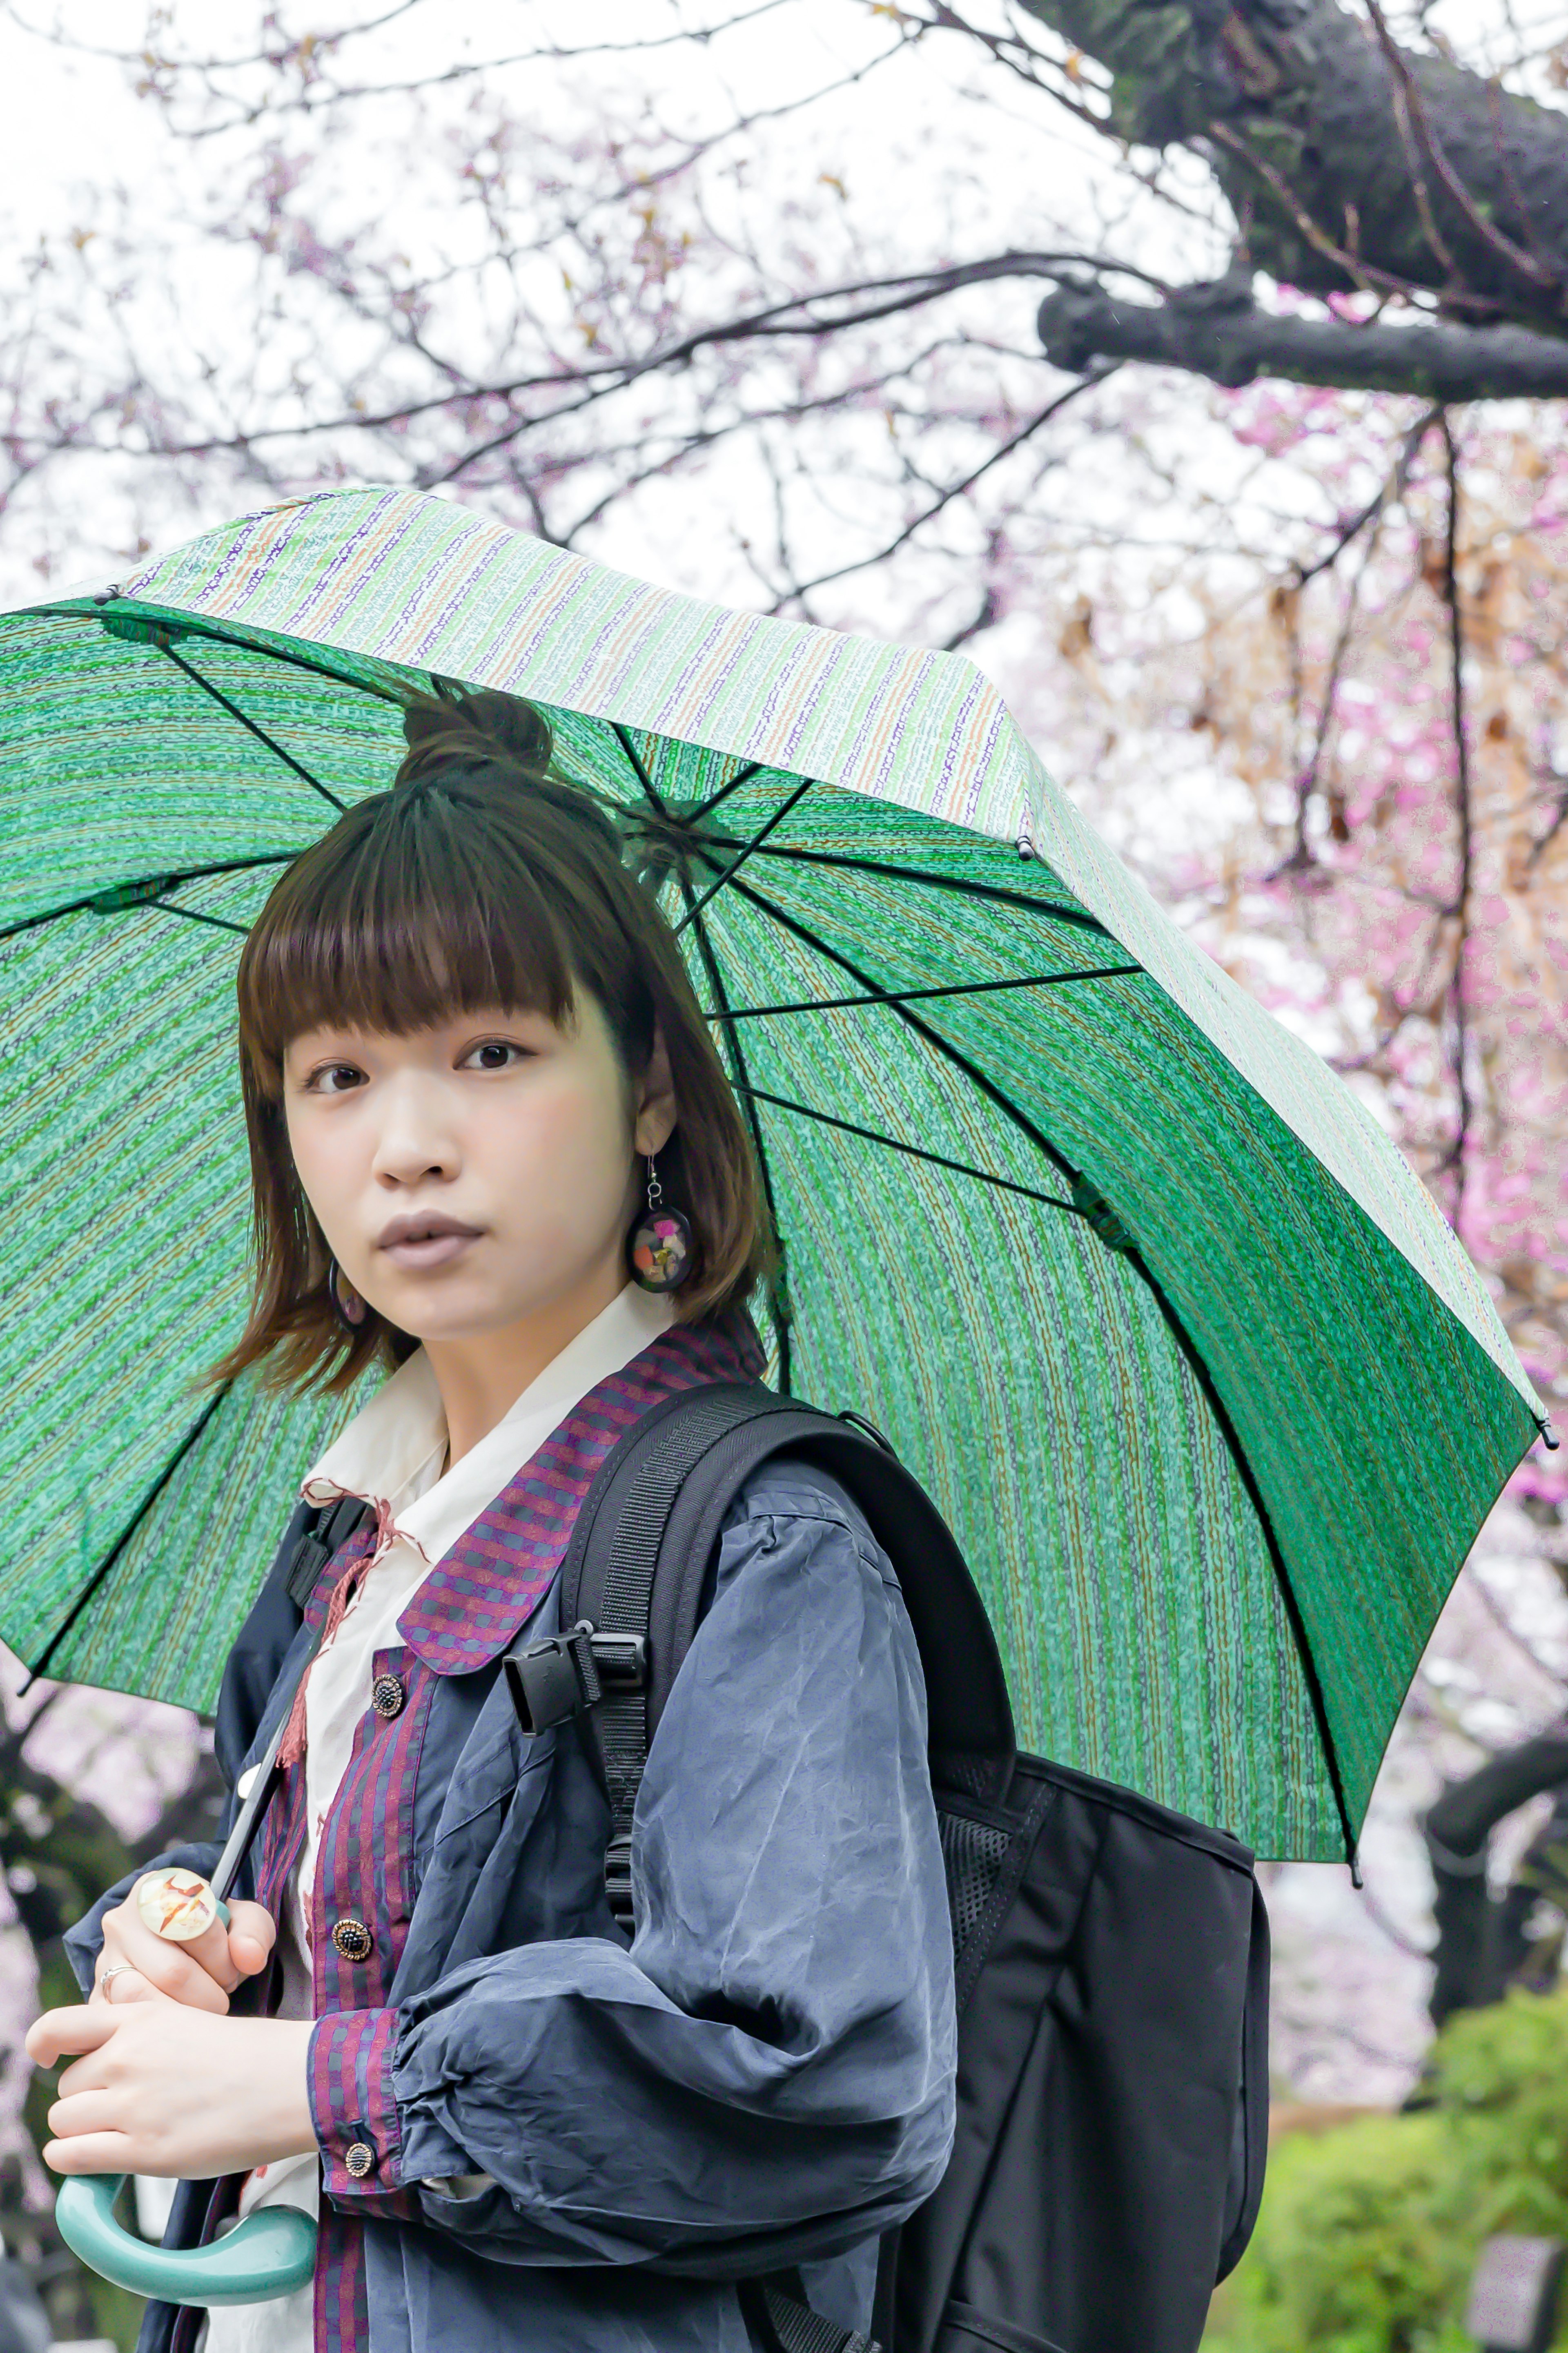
[320,1313,766,1673]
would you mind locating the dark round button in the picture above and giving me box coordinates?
[332,1917,373,1963]
[371,1673,405,1720]
[344,2142,376,2179]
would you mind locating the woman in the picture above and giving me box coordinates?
[27,692,956,2353]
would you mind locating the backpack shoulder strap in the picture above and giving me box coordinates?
[504,1379,1014,1927]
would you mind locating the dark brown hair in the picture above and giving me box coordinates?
[207,687,771,1395]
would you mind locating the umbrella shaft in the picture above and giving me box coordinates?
[211,1621,325,1905]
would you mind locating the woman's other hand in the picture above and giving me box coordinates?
[91,1880,277,2014]
[25,1990,315,2178]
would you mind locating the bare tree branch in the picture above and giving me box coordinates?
[1292,403,1442,589]
[1430,412,1475,1221]
[760,370,1110,607]
[1036,275,1568,399]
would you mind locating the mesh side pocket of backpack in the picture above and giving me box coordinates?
[939,1809,1012,1973]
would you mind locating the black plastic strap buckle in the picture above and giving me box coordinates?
[505,1621,647,1735]
[285,1497,372,1611]
[739,2277,879,2353]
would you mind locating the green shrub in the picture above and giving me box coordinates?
[1432,1987,1568,2242]
[1205,1985,1568,2351]
[1218,2114,1468,2353]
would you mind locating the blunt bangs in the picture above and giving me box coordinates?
[238,786,585,1087]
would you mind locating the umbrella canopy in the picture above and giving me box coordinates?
[0,488,1551,1861]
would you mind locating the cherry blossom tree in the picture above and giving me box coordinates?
[0,0,1565,2161]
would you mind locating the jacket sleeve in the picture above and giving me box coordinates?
[310,1467,958,2275]
[59,1500,315,1998]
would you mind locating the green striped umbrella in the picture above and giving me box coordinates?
[0,488,1552,1861]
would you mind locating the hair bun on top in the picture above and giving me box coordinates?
[397,686,555,789]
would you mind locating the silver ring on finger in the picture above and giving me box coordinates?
[99,1963,133,2001]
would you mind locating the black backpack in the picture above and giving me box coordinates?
[504,1381,1269,2353]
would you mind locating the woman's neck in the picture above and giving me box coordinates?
[421,1256,631,1466]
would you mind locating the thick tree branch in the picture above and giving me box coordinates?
[1017,0,1568,335]
[1036,274,1568,397]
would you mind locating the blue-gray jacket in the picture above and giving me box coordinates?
[66,1459,956,2353]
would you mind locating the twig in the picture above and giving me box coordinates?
[150,248,1161,464]
[1,0,797,122]
[1527,766,1568,870]
[917,0,1115,138]
[1290,547,1376,859]
[1292,402,1442,590]
[1272,408,1441,872]
[1365,0,1559,293]
[0,1684,61,1770]
[1207,123,1440,308]
[1486,71,1557,279]
[1368,12,1466,290]
[764,372,1111,607]
[1357,1881,1433,1960]
[1431,412,1474,1221]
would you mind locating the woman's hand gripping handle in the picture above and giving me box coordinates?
[89,1874,277,2014]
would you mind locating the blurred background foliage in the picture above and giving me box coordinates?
[1209,1988,1568,2349]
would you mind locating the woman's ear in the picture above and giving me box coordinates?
[633,1025,678,1158]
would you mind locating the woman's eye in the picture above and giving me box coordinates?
[311,1064,365,1095]
[462,1041,528,1071]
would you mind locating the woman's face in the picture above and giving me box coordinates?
[282,995,674,1343]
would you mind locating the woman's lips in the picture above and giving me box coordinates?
[379,1231,480,1270]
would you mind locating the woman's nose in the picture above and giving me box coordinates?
[370,1076,460,1185]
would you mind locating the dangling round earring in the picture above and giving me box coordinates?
[628,1155,693,1293]
[328,1256,368,1329]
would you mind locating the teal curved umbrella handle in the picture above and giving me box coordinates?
[54,1707,322,2299]
[55,1843,314,2301]
[55,2173,316,2304]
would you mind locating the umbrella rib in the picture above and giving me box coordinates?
[719,865,1361,1865]
[152,899,252,939]
[1133,1257,1360,1871]
[719,842,1116,933]
[737,1085,1080,1214]
[686,912,795,1396]
[611,721,667,814]
[688,759,765,823]
[610,720,794,1391]
[719,869,1081,1187]
[710,964,1144,1021]
[70,602,408,704]
[21,1383,234,1692]
[157,641,348,815]
[673,780,815,935]
[0,853,301,943]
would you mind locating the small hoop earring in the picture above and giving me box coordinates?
[628,1154,693,1293]
[328,1256,368,1329]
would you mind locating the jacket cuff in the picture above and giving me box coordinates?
[309,2008,412,2213]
